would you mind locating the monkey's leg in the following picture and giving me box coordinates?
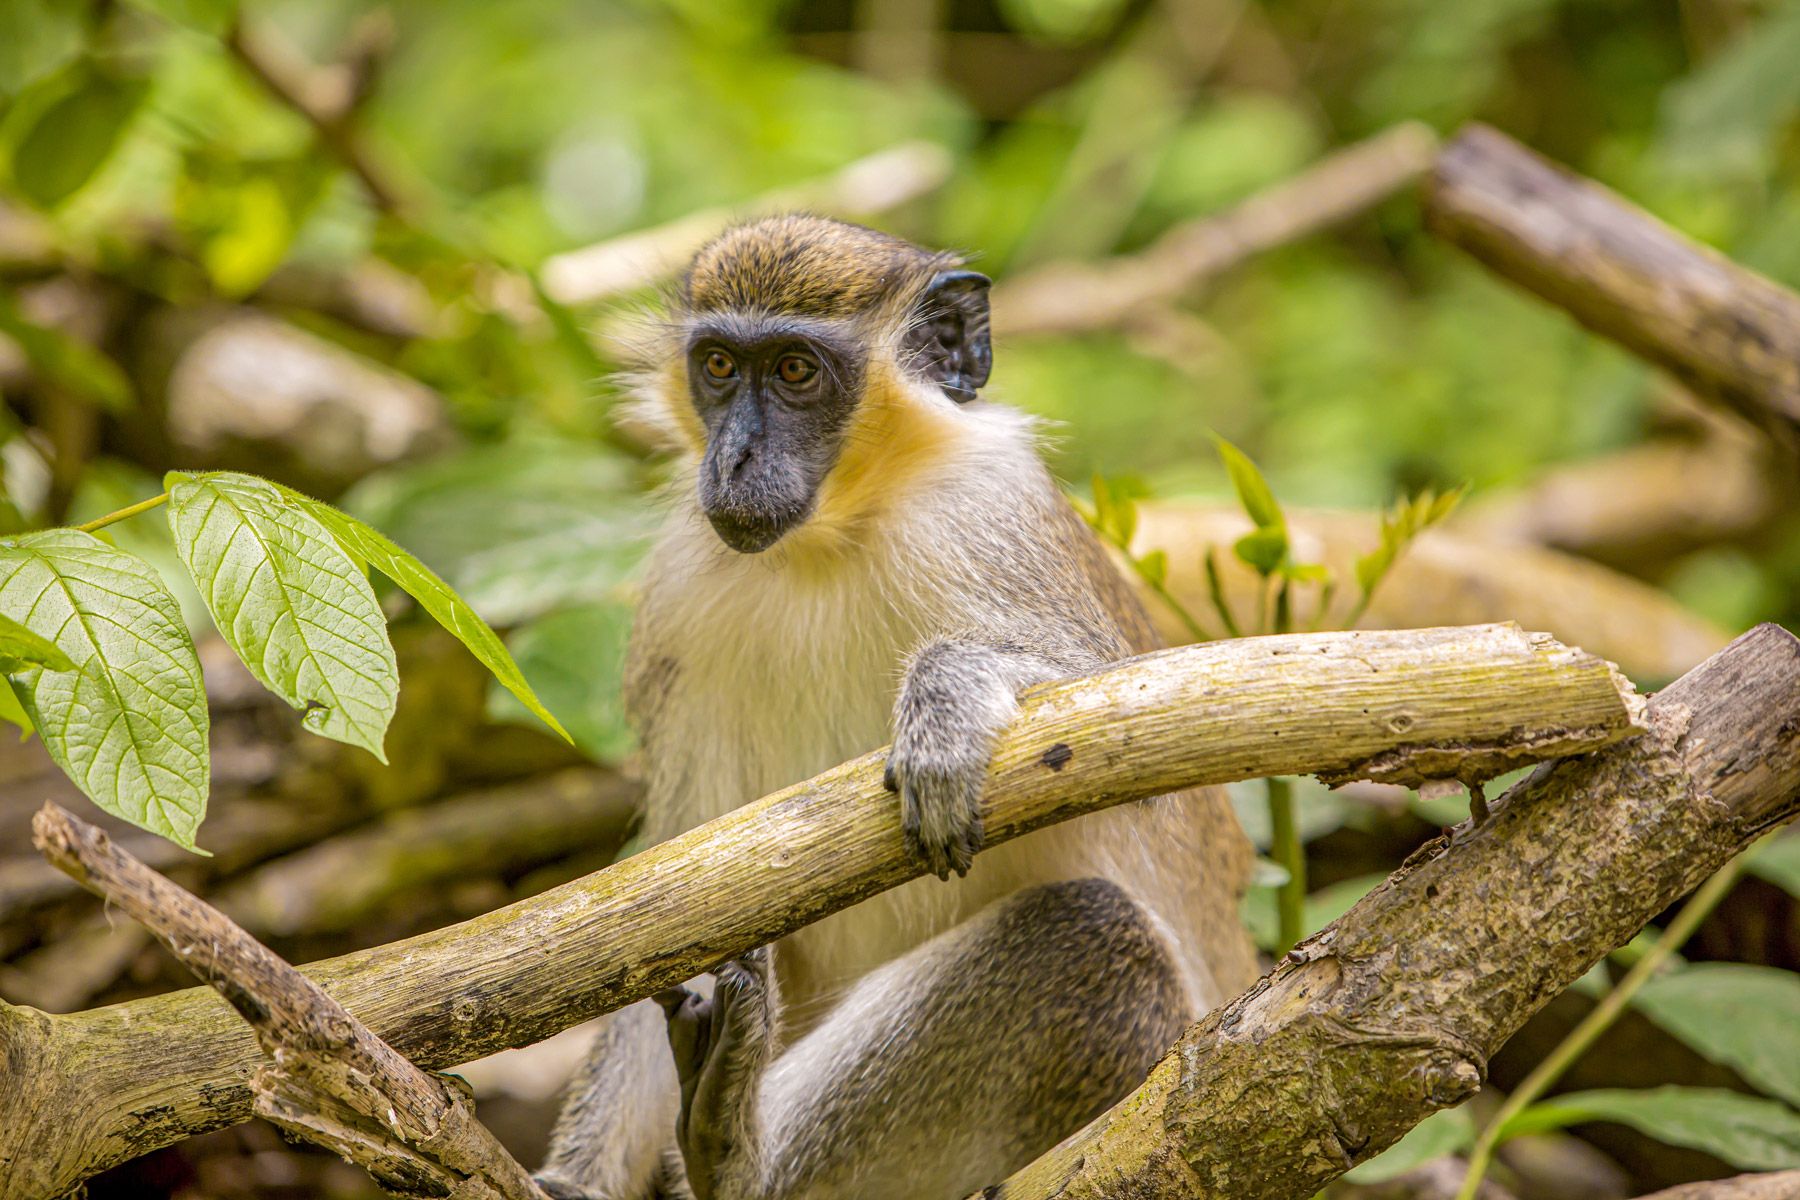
[664,878,1189,1200]
[536,996,691,1200]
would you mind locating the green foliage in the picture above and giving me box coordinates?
[0,529,211,849]
[1748,832,1800,898]
[1351,485,1467,618]
[7,62,148,209]
[0,293,133,413]
[167,471,400,762]
[1503,1087,1800,1172]
[1633,964,1800,1109]
[0,610,76,674]
[281,486,572,744]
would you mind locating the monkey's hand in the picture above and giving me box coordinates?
[887,640,1057,880]
[655,949,775,1200]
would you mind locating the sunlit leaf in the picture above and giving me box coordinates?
[281,487,573,745]
[1503,1088,1800,1171]
[1233,527,1287,576]
[0,529,210,847]
[1212,435,1284,532]
[1634,965,1800,1109]
[1344,1105,1475,1183]
[10,66,148,209]
[0,0,84,97]
[166,472,398,761]
[200,175,293,296]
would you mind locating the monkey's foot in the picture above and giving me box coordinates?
[885,747,986,881]
[655,949,774,1200]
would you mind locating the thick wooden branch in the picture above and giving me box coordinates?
[1129,501,1730,682]
[991,122,1438,338]
[1425,124,1800,446]
[989,623,1800,1200]
[0,625,1640,1198]
[31,803,548,1200]
[1639,1173,1800,1200]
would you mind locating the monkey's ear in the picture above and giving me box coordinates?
[904,269,992,403]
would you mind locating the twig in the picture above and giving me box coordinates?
[991,122,1439,337]
[31,802,550,1200]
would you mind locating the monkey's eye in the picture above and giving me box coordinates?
[775,354,817,385]
[703,351,736,380]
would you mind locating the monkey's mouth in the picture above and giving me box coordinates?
[703,499,811,554]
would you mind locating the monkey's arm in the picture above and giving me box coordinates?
[886,637,1087,879]
[536,999,688,1200]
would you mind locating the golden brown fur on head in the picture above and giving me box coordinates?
[681,214,956,321]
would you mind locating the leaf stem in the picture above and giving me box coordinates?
[1268,776,1305,955]
[1453,852,1751,1200]
[75,492,169,534]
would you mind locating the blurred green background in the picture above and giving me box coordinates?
[3,1,1799,1196]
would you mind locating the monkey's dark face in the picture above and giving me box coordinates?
[686,315,864,554]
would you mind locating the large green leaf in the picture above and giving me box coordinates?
[0,0,84,97]
[280,488,572,744]
[166,472,398,761]
[1634,964,1800,1108]
[1505,1087,1800,1171]
[0,529,210,847]
[10,66,148,209]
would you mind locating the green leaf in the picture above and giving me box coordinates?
[0,610,75,673]
[1212,435,1284,532]
[1134,548,1167,589]
[1344,1105,1475,1183]
[1634,964,1800,1109]
[1504,1088,1800,1171]
[0,529,210,848]
[1233,527,1287,576]
[166,472,398,761]
[0,678,32,737]
[0,292,133,413]
[279,487,573,745]
[10,66,148,209]
[122,0,238,34]
[0,0,84,98]
[486,600,634,762]
[1748,832,1800,898]
[199,175,293,297]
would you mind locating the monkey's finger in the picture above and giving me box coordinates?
[883,760,898,792]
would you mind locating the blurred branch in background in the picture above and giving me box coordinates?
[540,140,953,305]
[992,121,1438,337]
[1426,125,1800,452]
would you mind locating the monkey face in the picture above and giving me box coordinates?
[686,315,863,554]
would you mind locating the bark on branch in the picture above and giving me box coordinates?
[988,623,1800,1199]
[31,803,550,1200]
[0,624,1640,1199]
[1424,124,1800,447]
